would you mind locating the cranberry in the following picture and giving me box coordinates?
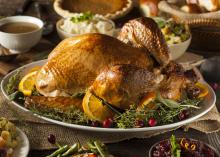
[148,118,157,127]
[178,110,190,121]
[210,82,219,91]
[47,134,56,144]
[102,118,113,128]
[135,119,145,128]
[90,121,100,127]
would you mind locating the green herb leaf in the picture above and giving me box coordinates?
[71,12,94,23]
[156,92,179,108]
[153,17,166,28]
[28,105,89,125]
[164,99,180,108]
[6,70,21,95]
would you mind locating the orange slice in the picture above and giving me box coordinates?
[196,82,209,98]
[18,71,38,96]
[82,90,115,122]
[138,92,156,110]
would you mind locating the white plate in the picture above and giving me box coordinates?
[13,128,30,157]
[1,60,216,133]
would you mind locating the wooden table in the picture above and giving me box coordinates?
[0,1,219,157]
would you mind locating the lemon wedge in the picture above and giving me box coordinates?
[18,71,38,96]
[82,90,115,122]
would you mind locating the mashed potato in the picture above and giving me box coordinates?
[60,13,115,36]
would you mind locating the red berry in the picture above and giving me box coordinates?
[135,119,145,128]
[102,118,113,128]
[47,134,56,144]
[210,82,219,91]
[178,110,189,121]
[148,118,157,127]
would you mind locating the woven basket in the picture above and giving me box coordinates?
[158,1,220,51]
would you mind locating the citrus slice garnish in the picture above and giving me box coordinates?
[18,71,38,96]
[196,83,209,98]
[82,90,115,122]
[138,92,156,110]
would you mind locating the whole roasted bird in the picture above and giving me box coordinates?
[34,17,198,110]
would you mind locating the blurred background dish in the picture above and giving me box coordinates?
[200,56,220,83]
[13,128,30,157]
[0,16,43,53]
[153,17,191,60]
[0,117,29,157]
[168,35,191,60]
[149,135,219,157]
[158,0,220,52]
[53,0,133,20]
[56,13,115,39]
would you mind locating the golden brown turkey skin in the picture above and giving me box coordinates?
[118,17,170,66]
[35,34,152,97]
[90,64,163,109]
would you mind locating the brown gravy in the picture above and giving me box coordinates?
[0,22,39,34]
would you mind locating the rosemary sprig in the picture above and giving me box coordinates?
[28,105,89,125]
[114,93,201,128]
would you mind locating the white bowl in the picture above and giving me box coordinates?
[149,138,219,157]
[0,16,43,54]
[56,19,77,39]
[56,18,116,40]
[168,35,191,60]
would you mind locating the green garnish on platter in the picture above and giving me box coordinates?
[29,105,89,126]
[6,71,202,129]
[71,12,94,23]
[114,93,201,129]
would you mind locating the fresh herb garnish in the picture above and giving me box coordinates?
[114,93,201,128]
[170,135,181,157]
[28,105,89,125]
[114,105,138,128]
[71,12,94,23]
[9,91,25,104]
[6,70,21,95]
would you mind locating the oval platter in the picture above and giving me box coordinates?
[1,60,216,133]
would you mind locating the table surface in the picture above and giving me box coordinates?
[0,1,219,157]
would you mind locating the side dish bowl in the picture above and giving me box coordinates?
[0,16,43,53]
[56,14,115,40]
[169,35,191,60]
[13,128,30,157]
[149,137,219,157]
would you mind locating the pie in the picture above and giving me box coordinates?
[53,0,133,19]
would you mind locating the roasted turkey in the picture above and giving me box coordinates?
[35,17,197,110]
